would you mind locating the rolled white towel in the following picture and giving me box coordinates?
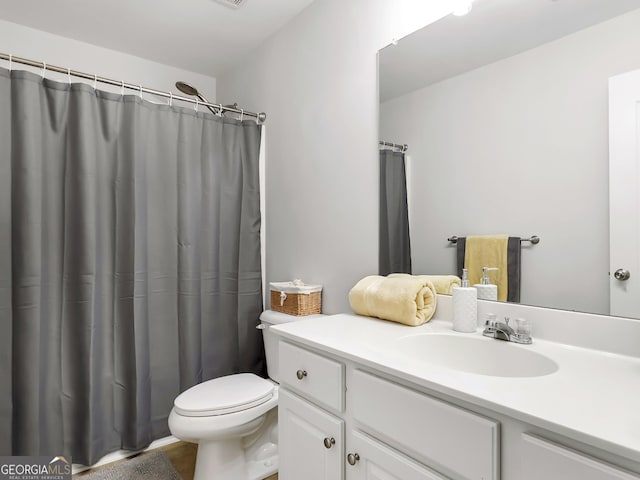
[348,275,437,326]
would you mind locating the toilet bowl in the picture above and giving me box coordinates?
[168,373,279,480]
[168,310,323,480]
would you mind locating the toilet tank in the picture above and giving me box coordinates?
[259,310,325,383]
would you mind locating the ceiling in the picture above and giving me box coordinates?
[380,0,640,102]
[0,0,314,78]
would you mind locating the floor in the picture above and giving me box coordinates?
[75,441,278,480]
[162,441,197,480]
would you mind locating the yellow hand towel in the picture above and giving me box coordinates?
[388,273,461,295]
[348,275,437,326]
[464,235,509,301]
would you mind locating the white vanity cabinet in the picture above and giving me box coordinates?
[278,340,497,480]
[277,337,640,480]
[273,313,640,480]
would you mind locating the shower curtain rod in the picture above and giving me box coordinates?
[0,53,267,123]
[379,141,408,152]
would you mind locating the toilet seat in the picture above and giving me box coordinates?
[174,373,274,417]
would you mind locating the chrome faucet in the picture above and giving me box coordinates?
[483,317,532,344]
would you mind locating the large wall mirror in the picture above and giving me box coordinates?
[378,0,640,319]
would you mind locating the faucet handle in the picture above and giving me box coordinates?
[515,318,532,337]
[504,317,510,326]
[484,313,497,327]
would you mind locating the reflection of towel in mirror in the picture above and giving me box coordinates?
[349,275,437,326]
[388,273,461,295]
[456,235,521,302]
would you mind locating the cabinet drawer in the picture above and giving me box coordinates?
[351,369,499,480]
[279,341,345,412]
[521,434,640,480]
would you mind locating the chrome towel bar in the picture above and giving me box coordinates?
[448,235,540,245]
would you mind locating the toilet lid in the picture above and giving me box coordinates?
[174,373,274,417]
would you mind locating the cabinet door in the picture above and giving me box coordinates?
[351,369,499,480]
[346,430,449,480]
[279,388,344,480]
[521,434,640,480]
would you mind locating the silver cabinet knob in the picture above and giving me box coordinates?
[347,453,360,465]
[323,437,335,449]
[614,269,631,281]
[296,369,308,380]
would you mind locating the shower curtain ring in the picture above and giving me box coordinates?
[8,54,12,71]
[120,80,125,97]
[139,85,143,100]
[218,104,223,117]
[41,62,46,78]
[195,98,199,112]
[93,74,98,90]
[169,92,173,107]
[67,68,72,85]
[240,109,244,122]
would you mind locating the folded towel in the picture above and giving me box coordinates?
[388,273,461,295]
[466,235,508,301]
[457,237,522,303]
[349,275,437,326]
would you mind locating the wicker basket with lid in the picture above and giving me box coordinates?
[269,281,322,316]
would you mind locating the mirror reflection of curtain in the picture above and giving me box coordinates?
[0,68,265,465]
[379,149,411,275]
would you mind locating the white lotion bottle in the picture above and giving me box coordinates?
[474,267,499,301]
[452,269,477,333]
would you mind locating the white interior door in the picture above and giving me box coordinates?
[609,69,640,317]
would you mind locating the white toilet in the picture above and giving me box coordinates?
[168,310,319,480]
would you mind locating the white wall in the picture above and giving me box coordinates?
[217,0,453,313]
[0,19,216,102]
[380,9,640,315]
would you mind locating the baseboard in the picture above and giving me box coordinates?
[71,435,181,474]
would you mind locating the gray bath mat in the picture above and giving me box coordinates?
[77,451,183,480]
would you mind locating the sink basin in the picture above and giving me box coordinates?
[395,334,558,377]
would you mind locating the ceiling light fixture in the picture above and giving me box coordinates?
[452,0,474,16]
[213,0,246,9]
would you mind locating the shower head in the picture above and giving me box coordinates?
[174,82,265,122]
[176,81,220,115]
[175,81,200,98]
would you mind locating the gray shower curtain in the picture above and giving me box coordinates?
[0,68,265,465]
[379,149,411,275]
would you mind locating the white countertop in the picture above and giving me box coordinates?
[271,313,640,463]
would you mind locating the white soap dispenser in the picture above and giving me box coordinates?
[474,267,499,301]
[452,268,477,333]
